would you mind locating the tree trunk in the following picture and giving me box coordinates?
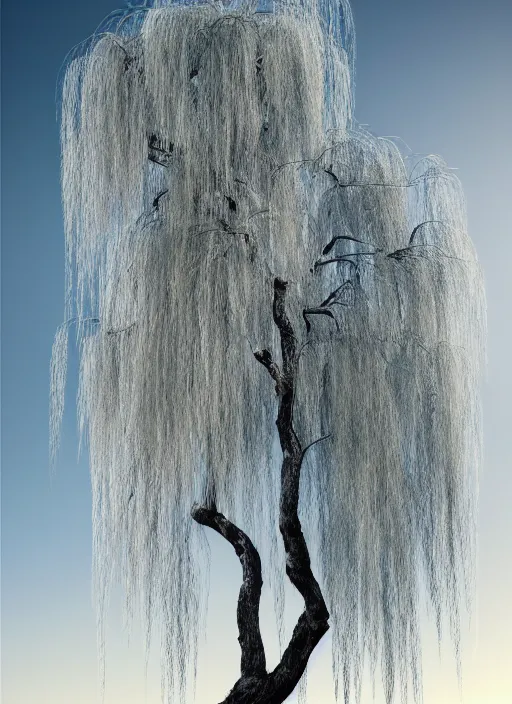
[192,278,330,704]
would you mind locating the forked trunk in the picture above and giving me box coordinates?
[192,278,330,704]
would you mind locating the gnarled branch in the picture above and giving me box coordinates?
[195,278,330,704]
[191,503,266,679]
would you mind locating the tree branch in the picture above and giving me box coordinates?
[302,307,338,333]
[322,234,376,255]
[191,503,266,678]
[271,278,329,626]
[319,280,354,308]
[301,434,331,462]
[197,278,330,703]
[152,189,168,210]
[313,251,379,270]
[254,348,282,389]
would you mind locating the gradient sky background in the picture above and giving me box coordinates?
[2,0,511,702]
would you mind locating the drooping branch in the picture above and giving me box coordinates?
[319,280,355,308]
[191,503,266,678]
[313,251,379,270]
[301,434,331,462]
[152,189,169,210]
[302,306,337,333]
[321,234,375,255]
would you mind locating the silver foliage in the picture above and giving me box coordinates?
[51,0,485,702]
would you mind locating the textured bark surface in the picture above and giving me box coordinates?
[192,278,330,704]
[190,504,266,678]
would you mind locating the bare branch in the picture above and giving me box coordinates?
[319,280,354,308]
[314,251,379,270]
[148,154,171,167]
[152,189,168,210]
[191,503,266,678]
[322,234,377,256]
[408,219,444,245]
[302,307,337,333]
[271,279,330,627]
[301,434,331,461]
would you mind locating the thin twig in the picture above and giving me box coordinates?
[301,434,332,461]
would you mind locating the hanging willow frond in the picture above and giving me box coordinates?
[51,1,484,702]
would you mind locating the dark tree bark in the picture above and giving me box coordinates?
[190,504,267,679]
[192,278,330,704]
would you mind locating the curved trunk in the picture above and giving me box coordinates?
[192,278,330,704]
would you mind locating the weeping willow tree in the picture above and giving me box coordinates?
[50,0,485,702]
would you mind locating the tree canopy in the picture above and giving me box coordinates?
[51,1,485,701]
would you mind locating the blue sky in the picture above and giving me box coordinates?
[2,0,512,702]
